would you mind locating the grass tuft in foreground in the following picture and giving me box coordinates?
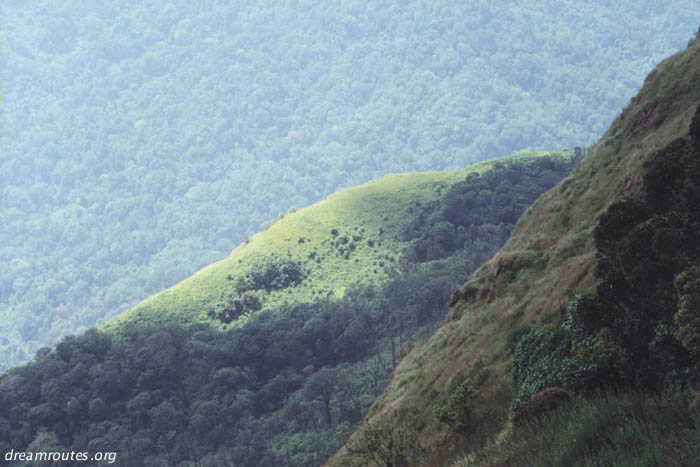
[459,389,700,467]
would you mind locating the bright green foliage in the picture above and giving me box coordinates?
[512,326,581,407]
[207,290,262,324]
[570,328,626,385]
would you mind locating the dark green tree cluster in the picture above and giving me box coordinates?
[0,268,458,467]
[1,0,696,369]
[207,257,305,323]
[207,290,262,324]
[512,110,700,407]
[405,155,577,262]
[233,257,306,293]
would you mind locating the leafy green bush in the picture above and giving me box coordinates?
[234,257,305,293]
[569,328,626,388]
[433,379,475,433]
[512,326,580,408]
[208,290,262,323]
[513,133,700,408]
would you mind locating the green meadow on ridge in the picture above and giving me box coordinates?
[107,150,573,333]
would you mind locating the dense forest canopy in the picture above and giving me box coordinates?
[1,0,698,368]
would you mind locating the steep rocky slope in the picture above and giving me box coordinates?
[333,32,700,467]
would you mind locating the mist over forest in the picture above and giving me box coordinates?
[1,0,697,369]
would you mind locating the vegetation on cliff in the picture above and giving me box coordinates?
[334,32,700,467]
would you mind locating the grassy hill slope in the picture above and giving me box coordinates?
[332,32,700,467]
[105,151,560,333]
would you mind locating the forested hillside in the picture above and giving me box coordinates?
[0,152,575,466]
[1,1,697,369]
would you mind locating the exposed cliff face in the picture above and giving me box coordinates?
[332,39,700,466]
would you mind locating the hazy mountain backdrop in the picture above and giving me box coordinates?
[1,0,697,369]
